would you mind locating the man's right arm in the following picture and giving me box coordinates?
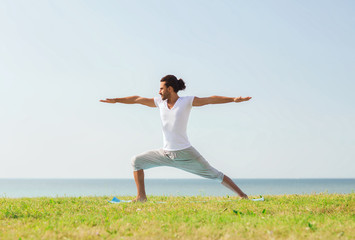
[100,96,156,107]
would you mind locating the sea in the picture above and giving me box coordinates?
[0,179,354,198]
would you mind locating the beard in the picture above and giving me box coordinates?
[161,93,169,100]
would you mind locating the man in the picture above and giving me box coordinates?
[100,75,251,202]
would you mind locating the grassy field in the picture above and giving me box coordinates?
[0,194,354,239]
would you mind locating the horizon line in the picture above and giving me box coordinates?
[0,178,354,180]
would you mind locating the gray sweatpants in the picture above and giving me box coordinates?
[131,146,224,183]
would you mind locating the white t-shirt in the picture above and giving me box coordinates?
[154,96,195,151]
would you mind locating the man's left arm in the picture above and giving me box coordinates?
[192,96,252,107]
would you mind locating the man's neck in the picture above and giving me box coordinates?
[167,94,179,104]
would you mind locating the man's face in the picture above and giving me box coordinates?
[159,82,171,100]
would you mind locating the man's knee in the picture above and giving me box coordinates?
[131,155,143,171]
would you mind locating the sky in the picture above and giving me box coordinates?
[0,0,354,179]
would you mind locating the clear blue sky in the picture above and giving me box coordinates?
[1,0,354,179]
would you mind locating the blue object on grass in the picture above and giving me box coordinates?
[108,197,132,203]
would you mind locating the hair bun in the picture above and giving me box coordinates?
[177,78,186,91]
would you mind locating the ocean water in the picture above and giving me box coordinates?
[0,179,354,198]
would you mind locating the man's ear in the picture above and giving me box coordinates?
[167,86,174,93]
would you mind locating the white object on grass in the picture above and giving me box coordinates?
[251,196,264,202]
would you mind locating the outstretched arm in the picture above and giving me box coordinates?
[100,96,156,107]
[192,96,252,107]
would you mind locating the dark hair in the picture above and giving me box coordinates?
[160,75,186,93]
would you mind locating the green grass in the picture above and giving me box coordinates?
[0,194,354,239]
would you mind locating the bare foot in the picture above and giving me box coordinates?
[132,197,147,202]
[241,194,249,199]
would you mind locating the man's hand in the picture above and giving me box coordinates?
[234,96,252,102]
[100,98,116,103]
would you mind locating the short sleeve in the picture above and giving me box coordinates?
[154,97,162,108]
[186,96,195,106]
